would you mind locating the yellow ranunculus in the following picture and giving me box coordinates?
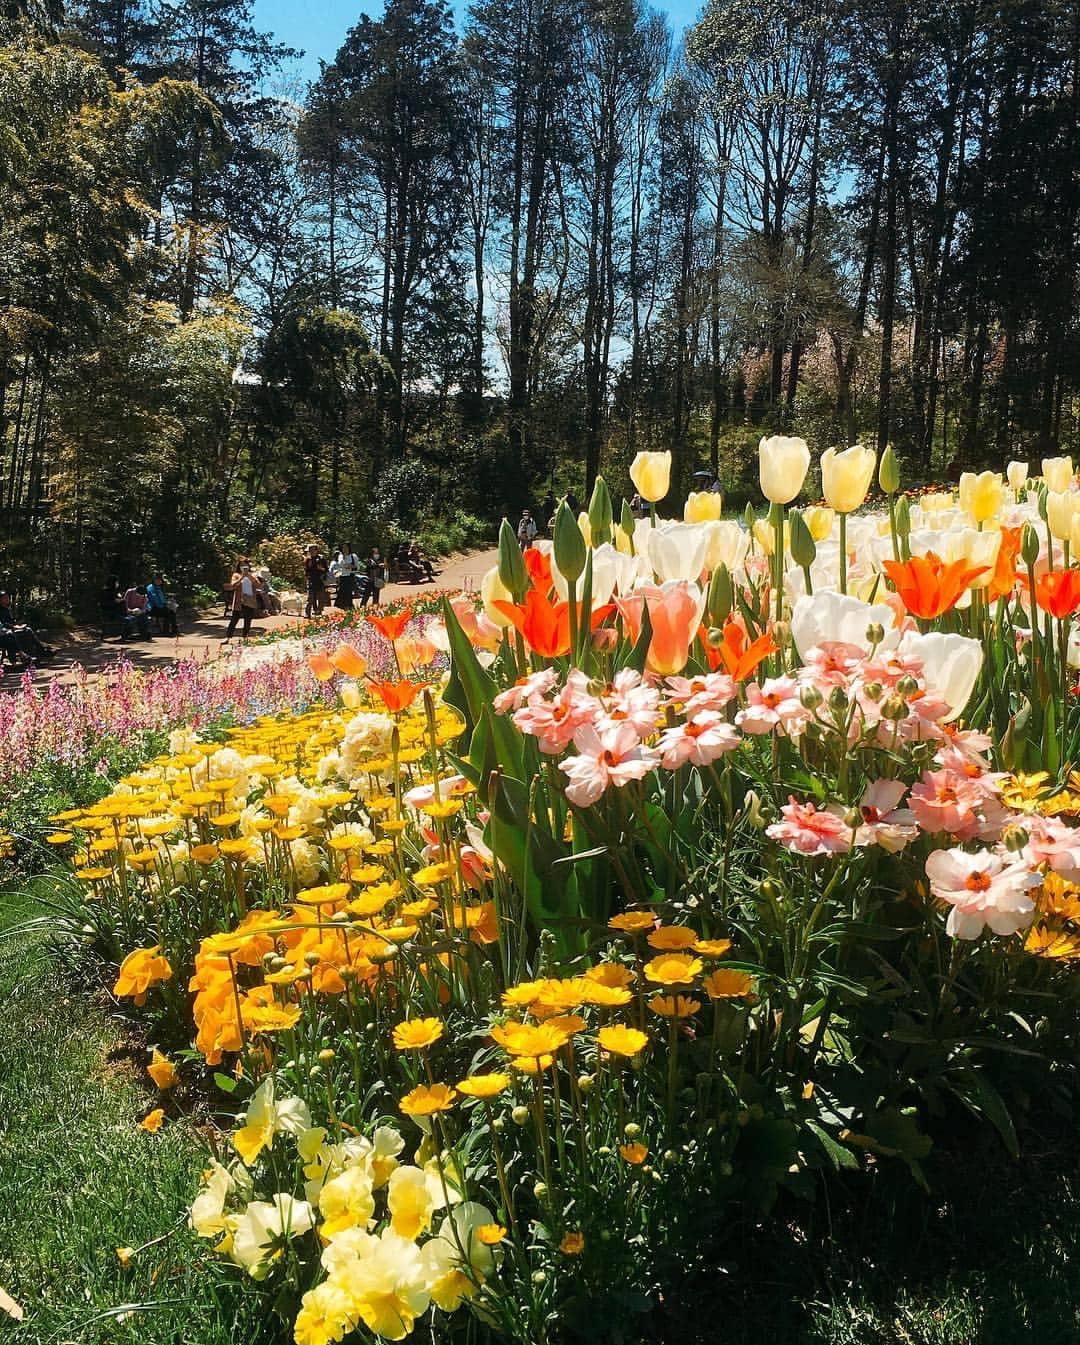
[821,444,876,514]
[683,490,723,523]
[629,450,671,503]
[958,470,1004,524]
[1007,460,1028,491]
[1042,456,1073,492]
[758,434,810,505]
[803,505,835,541]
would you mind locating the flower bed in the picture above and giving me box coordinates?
[39,445,1080,1345]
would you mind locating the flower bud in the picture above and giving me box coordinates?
[553,501,586,582]
[318,1048,335,1062]
[304,950,321,968]
[881,694,908,721]
[1001,823,1030,853]
[533,1182,548,1200]
[630,450,671,503]
[1021,522,1041,568]
[843,807,861,829]
[894,495,911,538]
[707,562,733,627]
[619,499,637,553]
[511,1105,530,1126]
[865,622,885,648]
[531,1271,547,1286]
[591,627,618,655]
[744,789,764,830]
[799,684,823,711]
[827,686,849,714]
[821,444,876,514]
[498,517,529,598]
[577,1074,595,1093]
[878,444,900,495]
[788,508,816,568]
[773,619,790,649]
[863,681,883,702]
[623,1122,642,1139]
[896,674,919,698]
[588,475,613,545]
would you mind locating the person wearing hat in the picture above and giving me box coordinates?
[303,545,329,619]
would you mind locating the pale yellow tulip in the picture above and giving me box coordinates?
[821,444,876,514]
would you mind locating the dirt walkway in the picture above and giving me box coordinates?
[9,549,498,691]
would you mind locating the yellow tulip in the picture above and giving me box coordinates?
[1042,456,1073,492]
[758,435,810,505]
[683,491,724,523]
[803,505,835,542]
[921,491,954,515]
[629,450,671,503]
[1045,490,1077,542]
[1006,460,1028,491]
[821,445,876,514]
[958,470,1004,524]
[480,566,513,628]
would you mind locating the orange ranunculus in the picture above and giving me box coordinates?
[493,588,572,658]
[711,620,775,681]
[523,546,554,593]
[330,643,368,677]
[368,611,411,643]
[1033,566,1080,618]
[881,552,989,619]
[987,526,1022,602]
[370,679,425,713]
[113,946,173,1006]
[308,651,335,681]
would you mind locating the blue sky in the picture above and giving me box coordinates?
[254,0,704,81]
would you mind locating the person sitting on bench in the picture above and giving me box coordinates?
[0,592,53,663]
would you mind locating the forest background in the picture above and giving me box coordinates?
[1,0,1077,613]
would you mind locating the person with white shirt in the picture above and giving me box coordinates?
[223,560,263,641]
[331,541,361,608]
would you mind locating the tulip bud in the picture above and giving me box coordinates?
[1007,460,1028,492]
[743,502,756,534]
[707,562,733,626]
[894,495,911,538]
[588,475,613,545]
[1037,484,1049,521]
[620,499,637,554]
[553,500,586,582]
[878,444,900,495]
[788,509,816,568]
[1021,522,1041,567]
[498,517,529,598]
[591,627,618,654]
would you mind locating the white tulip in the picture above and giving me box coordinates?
[899,631,983,723]
[790,591,901,659]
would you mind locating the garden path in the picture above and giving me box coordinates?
[13,548,498,690]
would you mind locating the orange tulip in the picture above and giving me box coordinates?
[493,588,572,658]
[1033,567,1080,618]
[882,553,989,619]
[710,620,775,681]
[370,679,425,713]
[330,643,368,677]
[523,546,554,593]
[368,611,411,643]
[397,635,437,674]
[308,651,335,681]
[987,526,1022,602]
[644,583,700,676]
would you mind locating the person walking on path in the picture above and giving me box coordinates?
[303,545,329,618]
[361,546,386,607]
[516,509,537,550]
[224,560,263,641]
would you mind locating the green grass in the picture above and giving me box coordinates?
[0,882,270,1345]
[0,878,1076,1345]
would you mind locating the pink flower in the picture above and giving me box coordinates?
[663,671,737,716]
[925,847,1040,939]
[657,712,740,769]
[908,768,984,840]
[1023,815,1080,881]
[513,671,600,754]
[735,677,806,736]
[493,668,558,715]
[853,779,918,852]
[767,797,854,856]
[597,669,661,737]
[800,642,866,686]
[560,721,658,807]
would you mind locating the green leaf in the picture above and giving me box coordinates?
[213,1072,238,1094]
[440,596,498,734]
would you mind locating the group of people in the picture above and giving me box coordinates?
[99,574,179,642]
[302,540,435,619]
[0,591,54,669]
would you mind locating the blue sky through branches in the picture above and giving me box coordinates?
[253,0,703,80]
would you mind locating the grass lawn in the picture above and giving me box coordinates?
[0,878,1076,1345]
